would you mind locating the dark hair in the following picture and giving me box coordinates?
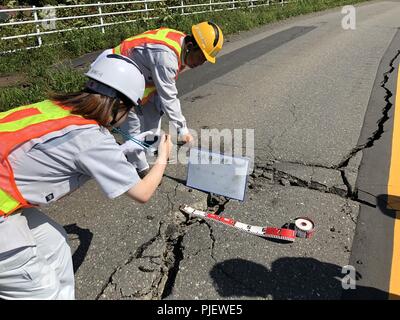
[50,90,128,127]
[185,35,200,49]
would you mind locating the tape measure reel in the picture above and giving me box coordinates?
[294,217,315,239]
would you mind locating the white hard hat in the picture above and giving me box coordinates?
[85,54,145,106]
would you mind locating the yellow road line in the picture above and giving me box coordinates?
[388,65,400,299]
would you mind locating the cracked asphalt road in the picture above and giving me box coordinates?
[42,0,400,299]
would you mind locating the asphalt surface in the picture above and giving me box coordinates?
[42,0,400,300]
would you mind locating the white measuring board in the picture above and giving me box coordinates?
[186,148,250,201]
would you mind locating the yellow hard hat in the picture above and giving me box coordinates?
[191,21,223,64]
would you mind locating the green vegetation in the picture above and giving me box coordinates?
[0,0,370,111]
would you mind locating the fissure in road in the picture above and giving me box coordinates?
[336,49,400,170]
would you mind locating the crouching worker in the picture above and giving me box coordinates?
[0,54,172,300]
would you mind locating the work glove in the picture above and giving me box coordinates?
[120,130,158,155]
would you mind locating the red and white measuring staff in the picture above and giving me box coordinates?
[179,205,315,242]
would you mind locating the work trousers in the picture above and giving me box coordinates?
[0,208,75,300]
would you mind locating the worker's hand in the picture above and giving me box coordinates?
[178,132,194,146]
[157,134,173,163]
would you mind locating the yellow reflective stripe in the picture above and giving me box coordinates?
[0,100,70,132]
[119,29,183,56]
[143,86,156,98]
[0,188,19,214]
[114,46,121,55]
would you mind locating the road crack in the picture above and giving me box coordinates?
[335,49,400,170]
[250,161,375,208]
[250,163,348,197]
[95,222,163,300]
[202,220,217,262]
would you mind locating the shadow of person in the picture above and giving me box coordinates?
[210,258,396,300]
[210,257,343,299]
[376,194,400,219]
[64,224,93,274]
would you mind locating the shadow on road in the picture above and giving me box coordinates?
[162,174,186,185]
[210,258,397,300]
[377,194,400,218]
[64,224,93,273]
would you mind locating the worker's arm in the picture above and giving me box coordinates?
[127,134,172,203]
[151,53,193,143]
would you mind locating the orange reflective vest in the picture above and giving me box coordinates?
[0,100,97,217]
[113,28,186,105]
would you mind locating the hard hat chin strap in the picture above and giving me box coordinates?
[207,21,220,47]
[109,100,121,126]
[110,98,134,126]
[85,79,119,99]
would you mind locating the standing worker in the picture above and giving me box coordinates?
[92,21,224,177]
[0,54,172,299]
